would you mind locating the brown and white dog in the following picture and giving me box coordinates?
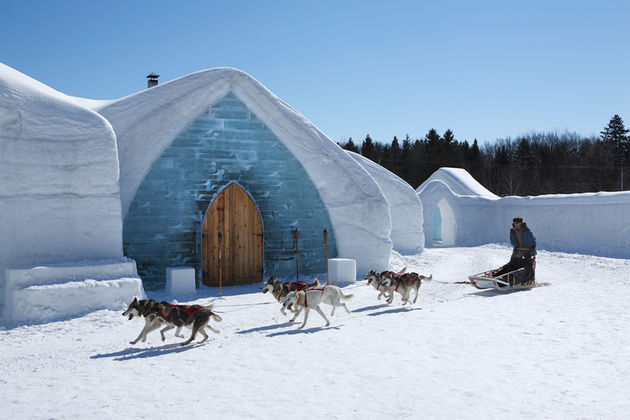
[260,276,320,303]
[260,277,320,321]
[282,285,353,329]
[145,302,222,346]
[122,298,170,345]
[380,272,432,305]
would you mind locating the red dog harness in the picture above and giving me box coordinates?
[302,286,328,308]
[159,304,204,321]
[287,281,308,291]
[394,273,420,291]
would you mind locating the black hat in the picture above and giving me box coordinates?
[512,217,523,223]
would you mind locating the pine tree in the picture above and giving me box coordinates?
[341,138,359,153]
[601,114,629,165]
[361,135,378,162]
[601,115,629,189]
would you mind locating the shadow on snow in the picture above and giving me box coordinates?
[90,342,203,361]
[266,325,341,337]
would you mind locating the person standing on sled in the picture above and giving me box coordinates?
[493,217,537,285]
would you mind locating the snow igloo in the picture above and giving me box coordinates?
[0,63,424,322]
[417,167,630,258]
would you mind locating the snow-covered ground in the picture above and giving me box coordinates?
[1,244,629,419]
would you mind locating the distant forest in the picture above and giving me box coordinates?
[339,115,630,196]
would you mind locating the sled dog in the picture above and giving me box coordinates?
[380,272,432,305]
[260,276,320,303]
[146,302,222,346]
[283,285,353,329]
[261,277,320,321]
[123,298,172,345]
[365,267,407,302]
[365,270,391,301]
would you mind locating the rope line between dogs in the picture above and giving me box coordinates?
[208,301,276,313]
[430,279,472,285]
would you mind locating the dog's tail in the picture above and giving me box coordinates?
[311,278,320,287]
[422,274,433,282]
[396,266,407,275]
[202,304,223,322]
[340,292,354,301]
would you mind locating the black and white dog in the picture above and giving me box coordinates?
[146,302,222,346]
[380,272,432,305]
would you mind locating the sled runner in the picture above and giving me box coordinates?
[468,263,549,292]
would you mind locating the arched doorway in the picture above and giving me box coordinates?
[431,207,443,242]
[435,198,456,246]
[202,183,263,286]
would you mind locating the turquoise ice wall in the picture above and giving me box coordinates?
[123,92,337,289]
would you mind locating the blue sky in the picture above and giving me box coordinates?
[2,0,628,145]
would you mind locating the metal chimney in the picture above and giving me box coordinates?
[146,73,159,88]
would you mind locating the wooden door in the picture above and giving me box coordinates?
[202,183,263,287]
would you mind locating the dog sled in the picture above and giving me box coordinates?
[468,260,549,292]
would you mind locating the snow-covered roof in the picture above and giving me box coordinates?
[416,167,498,198]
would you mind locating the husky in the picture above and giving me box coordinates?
[380,272,432,305]
[365,270,390,301]
[260,276,320,303]
[123,298,168,345]
[260,276,320,321]
[283,285,353,329]
[365,267,406,302]
[147,302,222,346]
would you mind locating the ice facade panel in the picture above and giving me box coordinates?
[124,92,337,289]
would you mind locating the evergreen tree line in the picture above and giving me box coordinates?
[339,115,630,196]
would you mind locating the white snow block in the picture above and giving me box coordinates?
[165,267,196,296]
[328,258,356,284]
[3,259,145,324]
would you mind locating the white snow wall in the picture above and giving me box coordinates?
[417,168,630,258]
[0,64,125,312]
[347,151,424,253]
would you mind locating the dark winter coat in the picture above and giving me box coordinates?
[510,222,536,257]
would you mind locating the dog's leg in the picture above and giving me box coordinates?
[330,294,344,316]
[386,290,394,304]
[413,284,420,304]
[198,325,209,343]
[299,308,310,329]
[314,305,330,327]
[174,326,185,338]
[180,322,201,346]
[206,324,220,334]
[130,327,148,345]
[289,306,302,322]
[141,322,163,342]
[160,325,175,342]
